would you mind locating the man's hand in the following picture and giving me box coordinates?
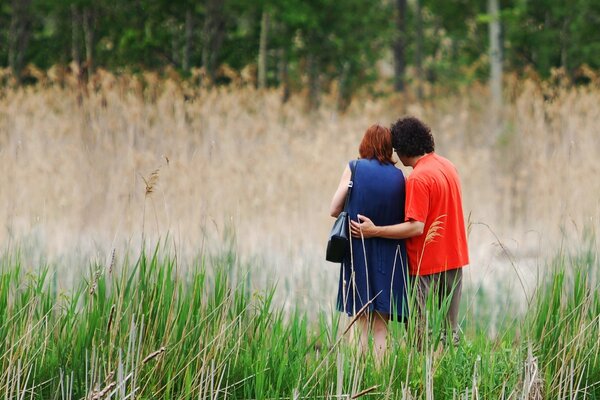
[350,214,379,238]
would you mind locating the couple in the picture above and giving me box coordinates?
[329,116,469,358]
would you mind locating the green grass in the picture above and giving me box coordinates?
[0,237,599,399]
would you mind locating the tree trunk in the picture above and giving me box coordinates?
[307,54,320,110]
[488,0,502,108]
[171,22,180,67]
[183,9,194,72]
[71,5,82,66]
[336,62,351,111]
[393,0,407,92]
[83,7,95,75]
[560,17,570,78]
[278,48,290,103]
[415,0,424,100]
[258,11,270,89]
[202,0,226,83]
[8,0,32,83]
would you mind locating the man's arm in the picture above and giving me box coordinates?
[350,214,424,239]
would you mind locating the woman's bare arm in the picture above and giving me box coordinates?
[329,165,352,217]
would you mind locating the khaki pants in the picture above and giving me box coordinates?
[414,268,463,344]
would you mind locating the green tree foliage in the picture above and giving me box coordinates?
[504,0,600,78]
[423,0,487,83]
[268,0,392,106]
[1,0,600,98]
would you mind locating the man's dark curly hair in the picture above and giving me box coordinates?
[390,116,435,157]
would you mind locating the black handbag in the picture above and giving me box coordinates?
[326,160,358,263]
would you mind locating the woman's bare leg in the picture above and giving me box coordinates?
[372,313,389,361]
[348,314,370,353]
[356,314,370,354]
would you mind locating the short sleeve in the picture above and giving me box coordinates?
[405,178,429,223]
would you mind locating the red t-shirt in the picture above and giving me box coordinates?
[405,153,469,275]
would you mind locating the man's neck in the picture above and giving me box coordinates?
[407,153,429,168]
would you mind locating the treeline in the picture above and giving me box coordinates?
[2,0,600,105]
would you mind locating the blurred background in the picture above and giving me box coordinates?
[1,0,599,309]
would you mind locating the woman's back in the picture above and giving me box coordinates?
[348,159,405,226]
[338,158,408,321]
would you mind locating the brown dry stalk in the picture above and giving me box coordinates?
[342,293,381,336]
[106,304,116,334]
[424,217,444,244]
[90,381,116,400]
[523,345,544,400]
[142,169,160,196]
[142,346,166,364]
[107,249,115,274]
[89,270,101,296]
[351,385,379,399]
[104,370,115,385]
[415,214,446,276]
[471,221,530,306]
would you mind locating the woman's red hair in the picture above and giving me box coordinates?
[359,124,395,164]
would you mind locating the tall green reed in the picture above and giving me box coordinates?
[525,234,600,398]
[0,237,598,399]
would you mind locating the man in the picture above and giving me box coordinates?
[350,116,469,345]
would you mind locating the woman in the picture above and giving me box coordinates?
[329,124,408,359]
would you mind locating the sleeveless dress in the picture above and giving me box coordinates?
[337,158,409,321]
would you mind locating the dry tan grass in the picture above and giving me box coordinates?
[0,71,598,300]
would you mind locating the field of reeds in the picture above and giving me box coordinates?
[1,238,598,398]
[0,68,600,398]
[1,68,599,268]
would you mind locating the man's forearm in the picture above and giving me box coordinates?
[351,215,425,239]
[371,220,424,239]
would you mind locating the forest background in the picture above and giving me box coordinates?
[3,0,600,101]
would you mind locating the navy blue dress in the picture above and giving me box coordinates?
[337,158,409,321]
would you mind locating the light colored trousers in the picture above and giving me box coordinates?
[414,268,463,344]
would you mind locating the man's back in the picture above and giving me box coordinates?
[405,152,469,275]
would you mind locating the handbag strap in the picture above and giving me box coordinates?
[343,159,358,212]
